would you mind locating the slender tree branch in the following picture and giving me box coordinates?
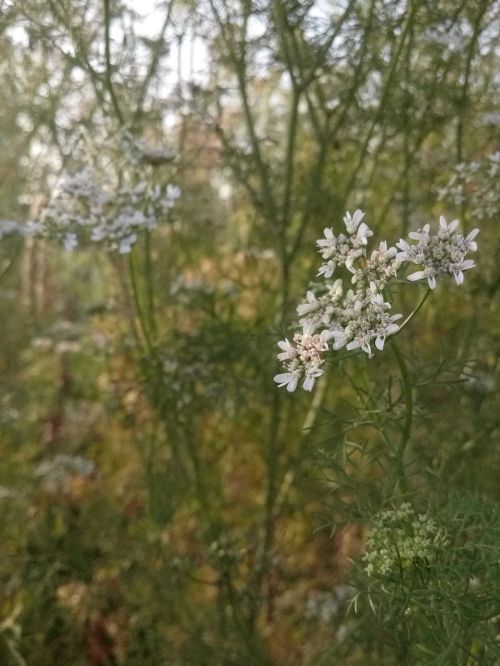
[103,0,124,124]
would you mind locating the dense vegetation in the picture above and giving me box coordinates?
[0,1,499,664]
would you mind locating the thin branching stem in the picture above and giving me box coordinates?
[103,0,124,124]
[398,288,431,333]
[128,250,153,354]
[456,0,490,163]
[390,337,412,492]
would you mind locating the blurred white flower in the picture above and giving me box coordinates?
[9,127,181,255]
[63,233,78,251]
[0,220,29,238]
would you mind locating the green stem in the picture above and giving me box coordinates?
[389,288,432,492]
[344,0,417,197]
[390,338,412,492]
[398,287,431,332]
[144,231,158,342]
[103,0,124,124]
[456,0,489,163]
[128,250,153,354]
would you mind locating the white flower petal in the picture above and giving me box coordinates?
[274,372,300,391]
[407,270,427,282]
[297,302,316,316]
[387,323,400,335]
[303,375,314,391]
[274,372,291,384]
[352,209,365,226]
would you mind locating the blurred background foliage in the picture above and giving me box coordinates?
[0,0,499,663]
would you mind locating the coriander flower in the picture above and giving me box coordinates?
[297,290,321,318]
[343,209,373,243]
[349,240,399,288]
[273,368,302,392]
[317,209,374,279]
[397,216,478,288]
[335,292,402,357]
[274,208,478,392]
[274,326,331,392]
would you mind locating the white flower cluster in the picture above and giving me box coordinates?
[29,169,180,254]
[437,152,500,220]
[363,503,448,577]
[397,216,478,289]
[275,210,478,392]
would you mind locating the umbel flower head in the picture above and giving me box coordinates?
[274,210,478,392]
[274,325,332,392]
[396,216,479,289]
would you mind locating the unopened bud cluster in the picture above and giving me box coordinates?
[275,210,478,392]
[363,503,448,577]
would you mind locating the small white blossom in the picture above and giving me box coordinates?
[297,290,320,317]
[274,369,301,392]
[343,209,369,240]
[276,338,297,361]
